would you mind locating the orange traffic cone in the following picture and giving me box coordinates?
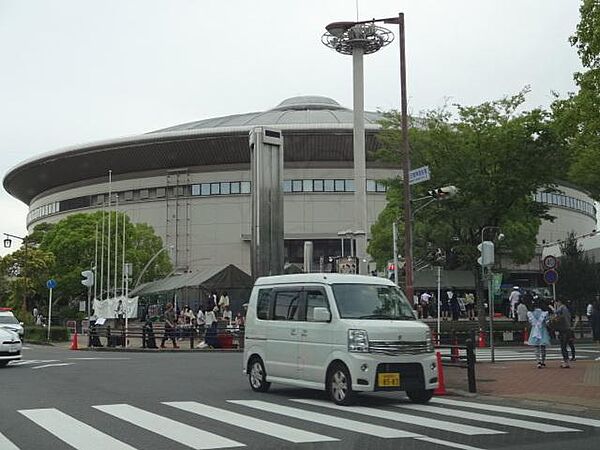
[70,331,78,350]
[477,330,486,348]
[434,350,447,396]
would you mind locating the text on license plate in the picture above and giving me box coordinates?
[9,345,18,353]
[378,372,400,387]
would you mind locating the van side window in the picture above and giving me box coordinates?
[273,290,302,321]
[256,289,272,320]
[306,290,329,322]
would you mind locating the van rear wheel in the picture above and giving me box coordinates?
[248,357,270,392]
[327,363,355,405]
[406,388,434,404]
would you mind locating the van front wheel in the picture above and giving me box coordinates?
[327,363,355,405]
[406,388,434,404]
[248,357,270,392]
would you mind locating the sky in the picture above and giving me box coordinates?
[0,0,583,256]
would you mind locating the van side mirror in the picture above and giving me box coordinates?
[312,307,331,322]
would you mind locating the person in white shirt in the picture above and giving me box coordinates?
[420,292,432,318]
[517,301,529,322]
[218,292,230,312]
[509,287,521,319]
[196,308,206,338]
[222,305,233,324]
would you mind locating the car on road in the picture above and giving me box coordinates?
[0,327,22,367]
[0,308,24,339]
[243,273,437,405]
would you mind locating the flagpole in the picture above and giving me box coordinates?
[100,202,105,300]
[114,195,119,298]
[107,170,112,301]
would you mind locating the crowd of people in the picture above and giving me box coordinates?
[413,288,477,321]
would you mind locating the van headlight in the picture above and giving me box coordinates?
[425,329,434,352]
[348,329,369,353]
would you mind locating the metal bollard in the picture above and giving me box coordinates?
[466,338,477,393]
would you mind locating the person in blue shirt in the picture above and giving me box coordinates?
[527,299,551,368]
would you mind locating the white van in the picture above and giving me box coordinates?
[243,273,438,405]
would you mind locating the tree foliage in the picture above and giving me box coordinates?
[1,212,172,315]
[369,90,564,276]
[556,231,598,316]
[552,0,600,198]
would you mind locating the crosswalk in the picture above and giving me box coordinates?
[2,396,599,449]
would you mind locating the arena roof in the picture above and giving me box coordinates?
[3,96,388,205]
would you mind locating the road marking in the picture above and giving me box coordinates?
[31,363,75,370]
[292,399,502,435]
[9,360,59,366]
[94,404,244,449]
[19,408,136,450]
[165,401,338,443]
[397,404,580,432]
[68,357,130,360]
[431,398,600,428]
[415,436,486,450]
[229,400,419,438]
[0,431,19,450]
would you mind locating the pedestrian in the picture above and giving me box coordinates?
[205,306,217,329]
[551,298,572,368]
[196,307,206,339]
[218,291,230,312]
[591,301,600,343]
[160,302,179,349]
[420,291,431,319]
[517,301,529,323]
[509,286,521,319]
[448,288,460,321]
[527,299,551,368]
[586,302,593,322]
[222,304,233,324]
[32,306,38,320]
[464,292,475,320]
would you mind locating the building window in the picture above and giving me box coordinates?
[191,185,201,196]
[345,179,355,192]
[292,180,303,192]
[155,188,165,198]
[240,181,251,194]
[221,182,231,195]
[303,180,313,192]
[230,182,240,194]
[367,180,376,192]
[200,184,210,196]
[334,179,345,192]
[376,182,386,192]
[283,180,292,193]
[140,189,149,200]
[324,179,335,192]
[314,179,324,192]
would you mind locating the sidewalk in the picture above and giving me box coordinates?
[444,358,600,412]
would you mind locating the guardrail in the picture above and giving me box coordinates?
[436,338,477,393]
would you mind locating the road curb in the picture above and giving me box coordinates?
[77,347,244,353]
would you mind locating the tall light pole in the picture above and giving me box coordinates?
[322,19,394,275]
[480,226,504,363]
[4,233,28,311]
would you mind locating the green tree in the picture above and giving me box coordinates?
[556,231,598,317]
[33,212,172,314]
[552,0,600,198]
[0,246,55,313]
[369,90,564,324]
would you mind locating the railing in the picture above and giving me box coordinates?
[436,338,477,394]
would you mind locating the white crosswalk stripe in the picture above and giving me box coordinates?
[0,431,19,450]
[93,404,244,449]
[165,401,338,444]
[229,400,420,439]
[396,403,581,433]
[292,399,503,435]
[431,398,600,428]
[19,408,136,450]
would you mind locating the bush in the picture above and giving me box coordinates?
[24,326,70,342]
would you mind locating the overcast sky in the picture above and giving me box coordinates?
[0,0,583,256]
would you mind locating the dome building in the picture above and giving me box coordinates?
[4,96,597,280]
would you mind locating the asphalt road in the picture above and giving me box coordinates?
[1,345,599,450]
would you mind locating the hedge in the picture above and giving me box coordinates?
[24,326,70,342]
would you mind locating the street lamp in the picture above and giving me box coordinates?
[322,16,397,277]
[480,226,504,363]
[3,233,28,311]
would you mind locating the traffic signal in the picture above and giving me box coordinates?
[477,241,494,267]
[81,270,94,287]
[427,185,458,200]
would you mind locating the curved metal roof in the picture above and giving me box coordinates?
[153,96,382,132]
[3,96,387,205]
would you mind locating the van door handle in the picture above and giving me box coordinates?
[300,329,308,337]
[290,329,297,336]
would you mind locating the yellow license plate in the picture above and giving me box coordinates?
[378,372,400,387]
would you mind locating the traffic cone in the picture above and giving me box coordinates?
[522,327,529,344]
[70,331,78,350]
[451,336,459,363]
[478,330,486,348]
[434,350,447,396]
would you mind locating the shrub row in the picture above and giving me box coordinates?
[24,326,70,342]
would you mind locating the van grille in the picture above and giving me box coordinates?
[369,340,432,355]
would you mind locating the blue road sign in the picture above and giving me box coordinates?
[46,279,57,289]
[543,269,558,285]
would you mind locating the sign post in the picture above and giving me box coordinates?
[46,279,57,341]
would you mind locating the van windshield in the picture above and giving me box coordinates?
[331,284,416,320]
